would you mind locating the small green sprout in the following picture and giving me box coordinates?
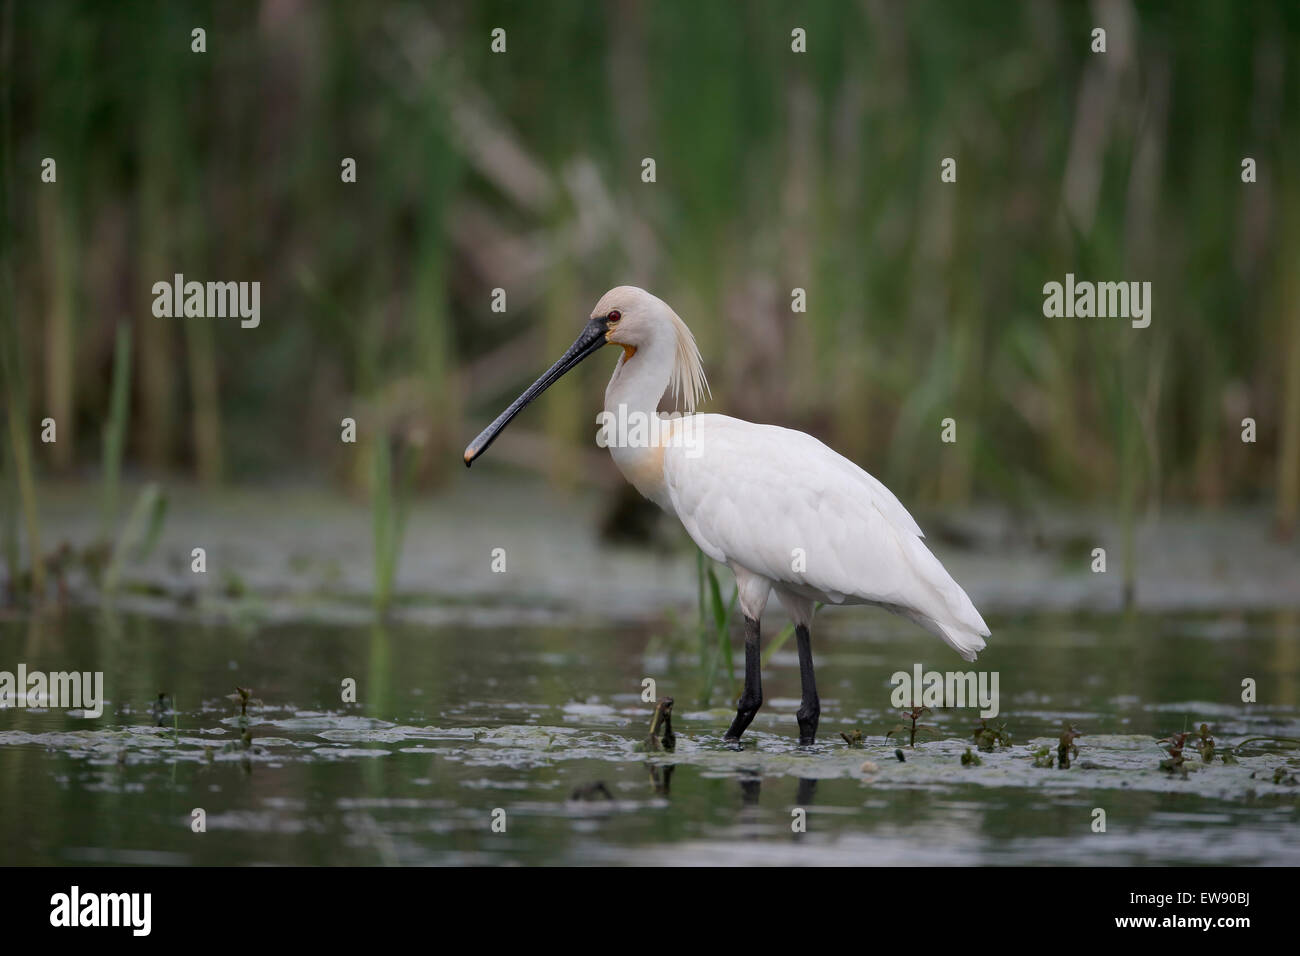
[961,747,982,766]
[886,706,939,748]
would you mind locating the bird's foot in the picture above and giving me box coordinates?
[725,696,762,742]
[796,707,819,745]
[722,724,751,743]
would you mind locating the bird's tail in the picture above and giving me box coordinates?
[918,615,988,662]
[898,536,991,663]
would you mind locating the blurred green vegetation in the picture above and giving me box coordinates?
[2,0,1299,530]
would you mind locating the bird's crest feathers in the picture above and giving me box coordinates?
[665,303,710,413]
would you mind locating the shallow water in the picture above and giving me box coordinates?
[1,606,1297,865]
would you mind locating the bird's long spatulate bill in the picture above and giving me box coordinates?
[463,316,608,466]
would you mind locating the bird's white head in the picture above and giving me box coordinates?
[591,286,709,414]
[464,286,708,466]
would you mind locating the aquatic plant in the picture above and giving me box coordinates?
[1189,729,1300,765]
[695,553,737,707]
[759,621,796,668]
[839,729,865,748]
[972,718,1014,752]
[645,696,676,752]
[226,686,260,718]
[1029,730,1082,770]
[1270,767,1298,785]
[961,747,982,766]
[90,325,170,599]
[152,692,170,727]
[372,432,419,613]
[101,483,167,596]
[759,603,821,669]
[1159,732,1191,776]
[1232,735,1300,751]
[1193,723,1215,763]
[1058,725,1083,769]
[886,706,940,748]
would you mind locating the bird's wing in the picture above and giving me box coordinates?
[663,414,989,660]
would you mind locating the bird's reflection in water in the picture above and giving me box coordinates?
[730,773,818,841]
[733,769,765,838]
[734,773,817,806]
[793,777,817,841]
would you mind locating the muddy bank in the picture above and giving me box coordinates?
[13,475,1300,627]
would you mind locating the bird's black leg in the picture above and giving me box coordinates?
[724,615,763,741]
[795,624,820,744]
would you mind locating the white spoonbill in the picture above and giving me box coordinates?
[464,286,990,744]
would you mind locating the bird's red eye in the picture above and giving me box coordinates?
[608,310,621,322]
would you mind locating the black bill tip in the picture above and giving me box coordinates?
[460,314,610,468]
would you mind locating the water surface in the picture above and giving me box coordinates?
[2,607,1296,865]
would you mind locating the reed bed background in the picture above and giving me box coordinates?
[2,0,1299,589]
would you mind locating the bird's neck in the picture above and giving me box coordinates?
[603,335,675,420]
[602,337,677,509]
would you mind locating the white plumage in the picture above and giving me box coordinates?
[465,285,990,742]
[664,415,989,661]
